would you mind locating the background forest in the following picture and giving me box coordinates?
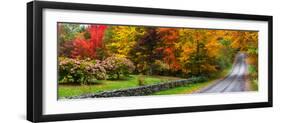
[58,23,258,97]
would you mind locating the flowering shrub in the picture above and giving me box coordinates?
[59,57,89,84]
[91,60,107,80]
[58,57,107,84]
[102,56,135,79]
[58,56,135,83]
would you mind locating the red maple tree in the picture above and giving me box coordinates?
[71,24,107,59]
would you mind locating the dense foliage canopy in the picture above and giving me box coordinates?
[58,23,258,84]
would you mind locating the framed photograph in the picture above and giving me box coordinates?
[27,1,273,122]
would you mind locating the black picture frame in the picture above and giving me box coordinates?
[27,1,273,122]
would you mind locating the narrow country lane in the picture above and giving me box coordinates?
[198,53,248,93]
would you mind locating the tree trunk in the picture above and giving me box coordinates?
[117,72,120,79]
[196,39,200,76]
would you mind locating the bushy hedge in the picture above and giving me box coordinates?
[103,56,135,79]
[91,60,107,80]
[59,57,107,84]
[58,56,135,84]
[189,76,208,83]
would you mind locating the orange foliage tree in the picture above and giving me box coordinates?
[157,28,181,71]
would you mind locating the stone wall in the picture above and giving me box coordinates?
[66,79,194,99]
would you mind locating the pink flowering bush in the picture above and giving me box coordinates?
[59,57,87,84]
[58,57,107,84]
[91,60,107,80]
[58,56,135,84]
[102,56,135,79]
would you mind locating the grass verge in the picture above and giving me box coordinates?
[250,79,258,91]
[153,80,214,95]
[58,75,183,98]
[247,65,258,91]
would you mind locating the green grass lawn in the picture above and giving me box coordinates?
[58,75,184,98]
[59,65,233,98]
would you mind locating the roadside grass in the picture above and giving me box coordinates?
[58,75,183,98]
[152,65,233,95]
[153,80,214,95]
[250,79,258,91]
[247,65,258,91]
